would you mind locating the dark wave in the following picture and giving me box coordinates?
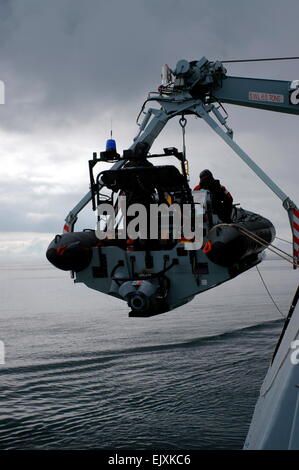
[0,318,283,378]
[0,319,281,450]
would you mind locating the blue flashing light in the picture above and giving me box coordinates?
[106,139,117,151]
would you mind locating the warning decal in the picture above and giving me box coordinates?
[249,91,284,103]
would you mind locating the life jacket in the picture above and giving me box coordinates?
[193,181,233,201]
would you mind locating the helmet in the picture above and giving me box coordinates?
[199,169,214,189]
[200,169,213,180]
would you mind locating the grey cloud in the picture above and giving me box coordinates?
[1,0,299,131]
[0,0,298,244]
[0,177,94,233]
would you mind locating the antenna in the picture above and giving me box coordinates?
[105,118,117,153]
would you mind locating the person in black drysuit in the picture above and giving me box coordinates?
[194,169,233,222]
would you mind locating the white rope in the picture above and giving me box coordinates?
[255,265,286,318]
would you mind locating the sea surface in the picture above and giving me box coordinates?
[0,258,297,450]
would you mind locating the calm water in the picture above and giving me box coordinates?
[0,259,297,450]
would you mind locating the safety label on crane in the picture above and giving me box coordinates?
[248,91,284,103]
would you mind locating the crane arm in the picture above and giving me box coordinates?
[194,102,298,268]
[129,57,299,266]
[63,56,299,266]
[166,56,299,115]
[212,76,299,115]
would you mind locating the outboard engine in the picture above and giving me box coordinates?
[118,278,168,317]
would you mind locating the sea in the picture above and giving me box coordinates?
[0,258,297,450]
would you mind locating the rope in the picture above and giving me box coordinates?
[179,115,187,159]
[222,56,299,63]
[255,265,286,318]
[236,225,296,266]
[214,223,298,267]
[210,222,296,318]
[275,236,292,245]
[179,115,189,179]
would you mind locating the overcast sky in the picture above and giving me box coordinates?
[0,0,299,259]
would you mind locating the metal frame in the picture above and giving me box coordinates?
[63,58,298,266]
